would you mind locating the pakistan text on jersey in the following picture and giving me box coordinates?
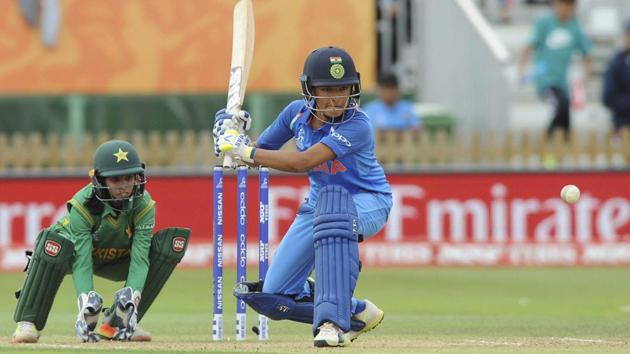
[92,248,131,261]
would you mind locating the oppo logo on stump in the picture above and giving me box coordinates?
[172,237,186,252]
[44,240,61,257]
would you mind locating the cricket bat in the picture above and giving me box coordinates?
[223,0,255,168]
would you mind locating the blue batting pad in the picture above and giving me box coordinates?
[312,185,359,333]
[234,281,367,331]
[236,288,314,324]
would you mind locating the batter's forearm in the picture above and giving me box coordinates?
[253,149,312,173]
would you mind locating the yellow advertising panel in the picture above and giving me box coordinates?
[0,0,375,93]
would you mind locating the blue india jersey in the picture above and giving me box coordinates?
[256,100,391,201]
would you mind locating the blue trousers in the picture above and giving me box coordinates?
[262,192,392,310]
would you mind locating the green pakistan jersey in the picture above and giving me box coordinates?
[49,184,156,297]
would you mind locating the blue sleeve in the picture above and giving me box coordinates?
[255,101,301,150]
[320,116,371,159]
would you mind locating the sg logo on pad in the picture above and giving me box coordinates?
[172,237,186,252]
[44,240,61,257]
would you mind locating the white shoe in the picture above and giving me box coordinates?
[130,326,151,342]
[12,321,40,343]
[313,322,347,347]
[346,299,384,342]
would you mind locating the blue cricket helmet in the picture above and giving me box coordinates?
[300,46,361,88]
[299,46,362,122]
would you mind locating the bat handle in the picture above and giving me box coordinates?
[221,115,242,168]
[222,153,234,168]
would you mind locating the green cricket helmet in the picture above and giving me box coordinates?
[90,140,146,211]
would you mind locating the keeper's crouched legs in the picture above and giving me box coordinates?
[98,227,190,341]
[138,227,190,320]
[13,230,74,341]
[99,227,190,341]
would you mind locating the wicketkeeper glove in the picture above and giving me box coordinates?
[75,291,103,342]
[216,130,256,163]
[101,287,141,341]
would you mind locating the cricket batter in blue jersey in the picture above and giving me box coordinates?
[214,46,392,347]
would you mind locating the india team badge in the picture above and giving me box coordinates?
[329,56,344,79]
[330,64,344,79]
[329,56,342,63]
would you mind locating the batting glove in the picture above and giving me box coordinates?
[216,130,256,163]
[75,291,103,342]
[213,119,237,157]
[214,108,251,133]
[213,109,251,157]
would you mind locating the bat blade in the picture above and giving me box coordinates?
[226,0,255,116]
[224,0,255,168]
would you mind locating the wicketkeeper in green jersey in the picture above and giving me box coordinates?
[11,140,191,343]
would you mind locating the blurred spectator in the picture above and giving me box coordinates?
[518,0,592,135]
[498,0,515,24]
[602,21,630,133]
[18,0,61,48]
[376,0,399,74]
[477,0,514,24]
[524,0,551,5]
[376,0,412,76]
[362,73,421,131]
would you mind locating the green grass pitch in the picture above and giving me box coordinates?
[1,267,630,353]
